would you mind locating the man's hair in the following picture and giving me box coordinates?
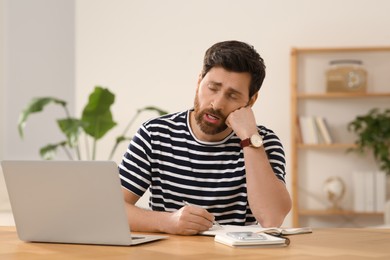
[201,40,266,98]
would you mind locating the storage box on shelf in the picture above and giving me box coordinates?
[290,47,390,227]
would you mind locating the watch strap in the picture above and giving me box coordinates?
[240,138,251,148]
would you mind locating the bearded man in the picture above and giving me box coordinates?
[119,40,291,235]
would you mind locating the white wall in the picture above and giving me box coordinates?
[0,0,75,220]
[3,0,75,160]
[0,0,4,160]
[0,0,8,213]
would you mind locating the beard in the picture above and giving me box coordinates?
[193,95,228,135]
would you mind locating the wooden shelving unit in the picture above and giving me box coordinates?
[290,46,390,227]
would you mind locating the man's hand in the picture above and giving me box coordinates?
[165,204,215,235]
[226,106,258,139]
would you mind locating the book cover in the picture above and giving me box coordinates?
[375,171,386,212]
[307,116,320,144]
[353,171,366,212]
[295,116,303,144]
[315,116,333,144]
[299,116,318,144]
[364,171,375,212]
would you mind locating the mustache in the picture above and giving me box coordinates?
[204,108,226,120]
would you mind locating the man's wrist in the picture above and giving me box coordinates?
[240,133,263,148]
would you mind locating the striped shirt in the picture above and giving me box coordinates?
[119,110,286,225]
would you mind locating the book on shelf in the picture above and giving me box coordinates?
[298,115,333,144]
[375,171,386,212]
[299,116,318,144]
[295,116,303,144]
[353,171,386,212]
[315,116,333,144]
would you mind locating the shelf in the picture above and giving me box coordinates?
[290,46,390,227]
[297,92,390,99]
[299,209,384,216]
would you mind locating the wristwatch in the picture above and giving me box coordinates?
[240,134,263,148]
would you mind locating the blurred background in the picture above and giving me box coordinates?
[1,0,390,227]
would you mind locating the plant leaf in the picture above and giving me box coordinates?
[57,118,84,147]
[40,141,67,160]
[138,106,169,116]
[81,86,117,140]
[348,108,390,175]
[18,97,67,138]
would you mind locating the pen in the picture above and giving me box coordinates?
[183,201,222,228]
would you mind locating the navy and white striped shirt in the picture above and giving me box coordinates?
[119,110,286,225]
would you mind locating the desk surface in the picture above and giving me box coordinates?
[1,226,390,259]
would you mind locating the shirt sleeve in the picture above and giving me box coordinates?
[260,126,287,183]
[118,124,153,197]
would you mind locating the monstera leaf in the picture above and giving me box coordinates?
[18,97,67,138]
[81,87,116,140]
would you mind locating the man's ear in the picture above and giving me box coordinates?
[247,92,258,107]
[196,73,203,92]
[197,73,203,85]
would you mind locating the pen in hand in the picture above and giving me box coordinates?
[183,201,222,228]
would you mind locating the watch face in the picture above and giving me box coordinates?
[250,134,263,147]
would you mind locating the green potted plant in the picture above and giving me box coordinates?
[18,85,168,160]
[347,108,390,175]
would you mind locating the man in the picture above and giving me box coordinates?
[119,40,291,235]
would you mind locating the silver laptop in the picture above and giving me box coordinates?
[1,160,167,246]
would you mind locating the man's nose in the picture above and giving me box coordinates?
[211,94,226,110]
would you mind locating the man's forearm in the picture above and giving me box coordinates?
[243,147,292,227]
[124,203,170,233]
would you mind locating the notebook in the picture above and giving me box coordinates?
[214,231,288,248]
[201,224,312,236]
[1,160,167,246]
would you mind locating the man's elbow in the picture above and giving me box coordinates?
[258,202,292,227]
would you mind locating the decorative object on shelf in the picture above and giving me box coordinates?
[347,108,390,176]
[326,60,367,93]
[323,176,346,209]
[18,86,168,160]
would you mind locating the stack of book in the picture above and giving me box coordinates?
[353,171,386,213]
[298,116,333,144]
[202,225,312,248]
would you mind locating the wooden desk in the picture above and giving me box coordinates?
[1,226,390,259]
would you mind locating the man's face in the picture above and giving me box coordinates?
[193,94,227,135]
[192,67,252,139]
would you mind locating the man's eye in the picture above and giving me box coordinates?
[229,94,238,100]
[208,86,218,92]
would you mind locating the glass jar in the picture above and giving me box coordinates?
[326,60,367,93]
